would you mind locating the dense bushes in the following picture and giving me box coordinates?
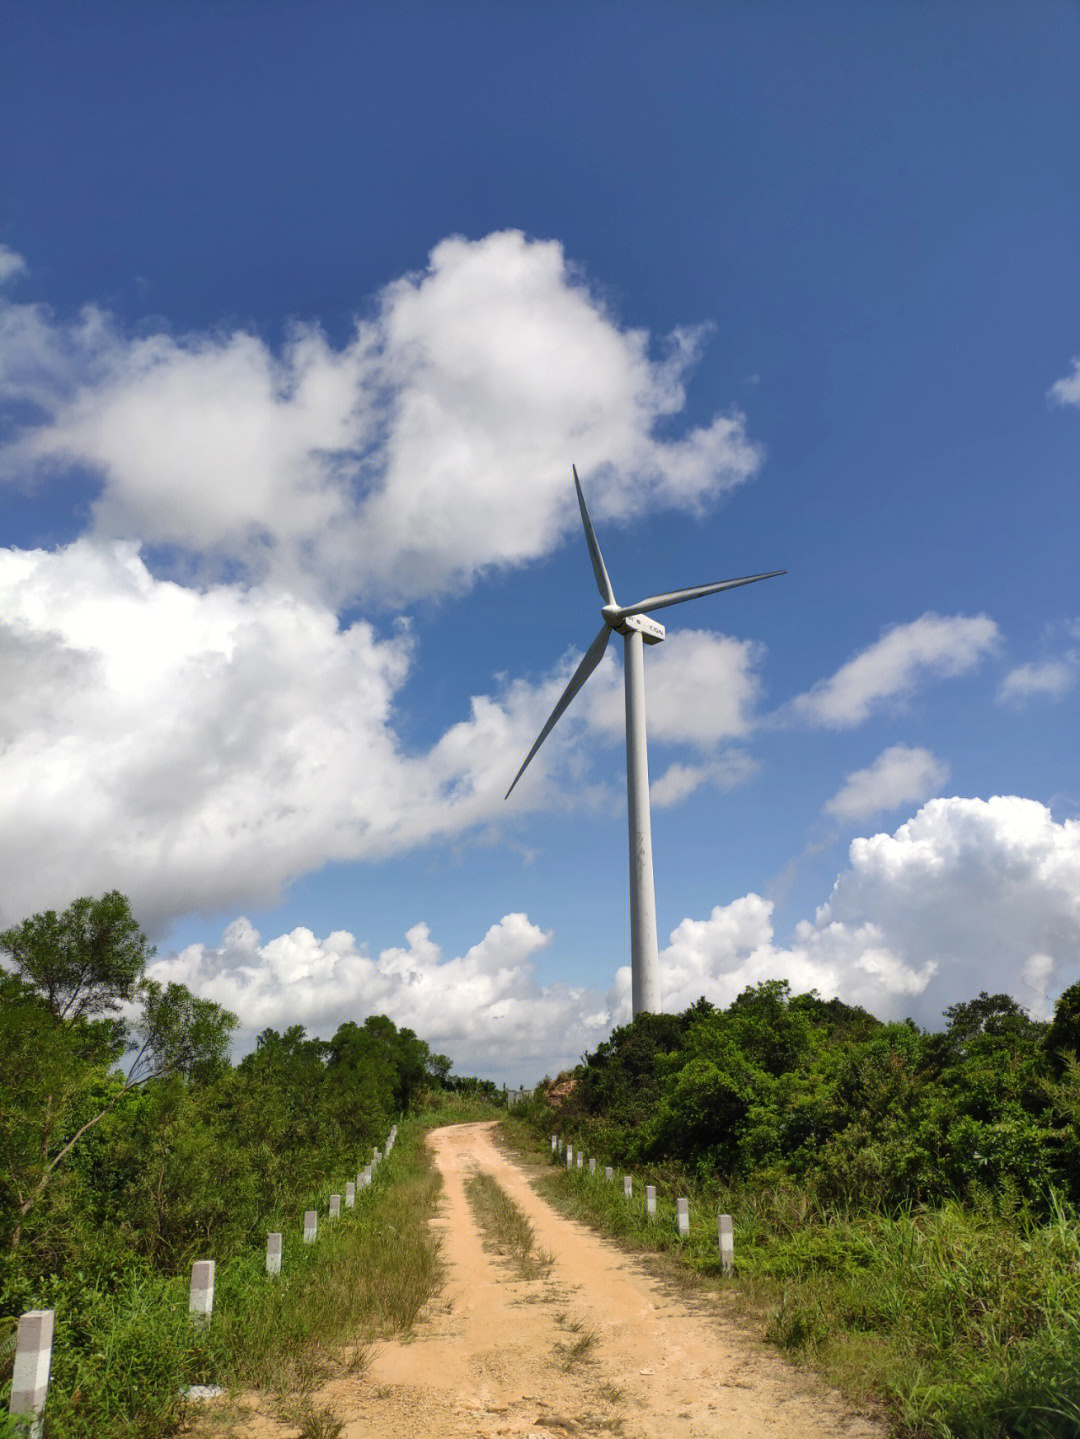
[549,980,1080,1212]
[519,982,1080,1436]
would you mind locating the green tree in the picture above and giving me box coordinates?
[0,895,236,1250]
[1045,982,1080,1073]
[0,890,153,1023]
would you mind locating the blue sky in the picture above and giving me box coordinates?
[2,1,1078,1081]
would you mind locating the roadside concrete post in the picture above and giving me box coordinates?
[566,1145,573,1168]
[329,1194,340,1220]
[676,1197,690,1237]
[189,1260,215,1325]
[623,1175,633,1199]
[373,1148,381,1167]
[304,1210,317,1244]
[345,1181,356,1208]
[718,1213,734,1275]
[646,1185,656,1217]
[551,1134,557,1153]
[8,1309,53,1439]
[577,1152,583,1169]
[360,1166,371,1188]
[266,1232,282,1275]
[589,1157,596,1175]
[604,1166,614,1183]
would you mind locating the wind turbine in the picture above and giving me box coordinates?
[505,467,784,1017]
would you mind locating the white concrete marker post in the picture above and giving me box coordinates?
[373,1148,381,1167]
[566,1146,573,1168]
[646,1185,656,1217]
[329,1194,340,1220]
[8,1308,53,1439]
[266,1232,282,1275]
[304,1210,317,1244]
[189,1260,215,1325]
[346,1181,356,1208]
[589,1157,596,1175]
[623,1175,633,1199]
[676,1197,690,1237]
[577,1152,584,1170]
[718,1213,734,1275]
[551,1134,557,1153]
[605,1166,614,1183]
[361,1167,371,1188]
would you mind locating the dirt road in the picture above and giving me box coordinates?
[304,1121,884,1439]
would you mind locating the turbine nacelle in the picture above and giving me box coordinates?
[603,608,665,643]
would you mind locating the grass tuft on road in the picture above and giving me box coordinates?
[463,1168,555,1282]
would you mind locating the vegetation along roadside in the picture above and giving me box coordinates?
[0,891,501,1437]
[503,981,1080,1439]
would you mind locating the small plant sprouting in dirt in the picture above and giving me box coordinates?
[596,1382,624,1404]
[345,1341,372,1376]
[276,1399,344,1439]
[590,1416,626,1435]
[465,1169,556,1280]
[554,1322,600,1370]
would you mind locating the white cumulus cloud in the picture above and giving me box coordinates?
[147,911,614,1079]
[0,232,762,606]
[0,245,27,284]
[0,539,625,932]
[585,629,767,748]
[998,656,1078,705]
[1049,357,1080,408]
[787,613,1000,728]
[824,743,950,820]
[650,752,760,808]
[652,796,1079,1024]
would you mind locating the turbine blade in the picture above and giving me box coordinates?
[572,465,616,607]
[505,625,611,799]
[613,569,786,619]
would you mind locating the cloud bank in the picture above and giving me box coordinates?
[1,231,761,606]
[2,529,1022,931]
[0,538,777,930]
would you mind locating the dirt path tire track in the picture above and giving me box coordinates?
[325,1121,886,1439]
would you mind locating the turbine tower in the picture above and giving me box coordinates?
[506,467,784,1017]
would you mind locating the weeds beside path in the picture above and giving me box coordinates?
[4,1097,497,1439]
[500,1115,1080,1439]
